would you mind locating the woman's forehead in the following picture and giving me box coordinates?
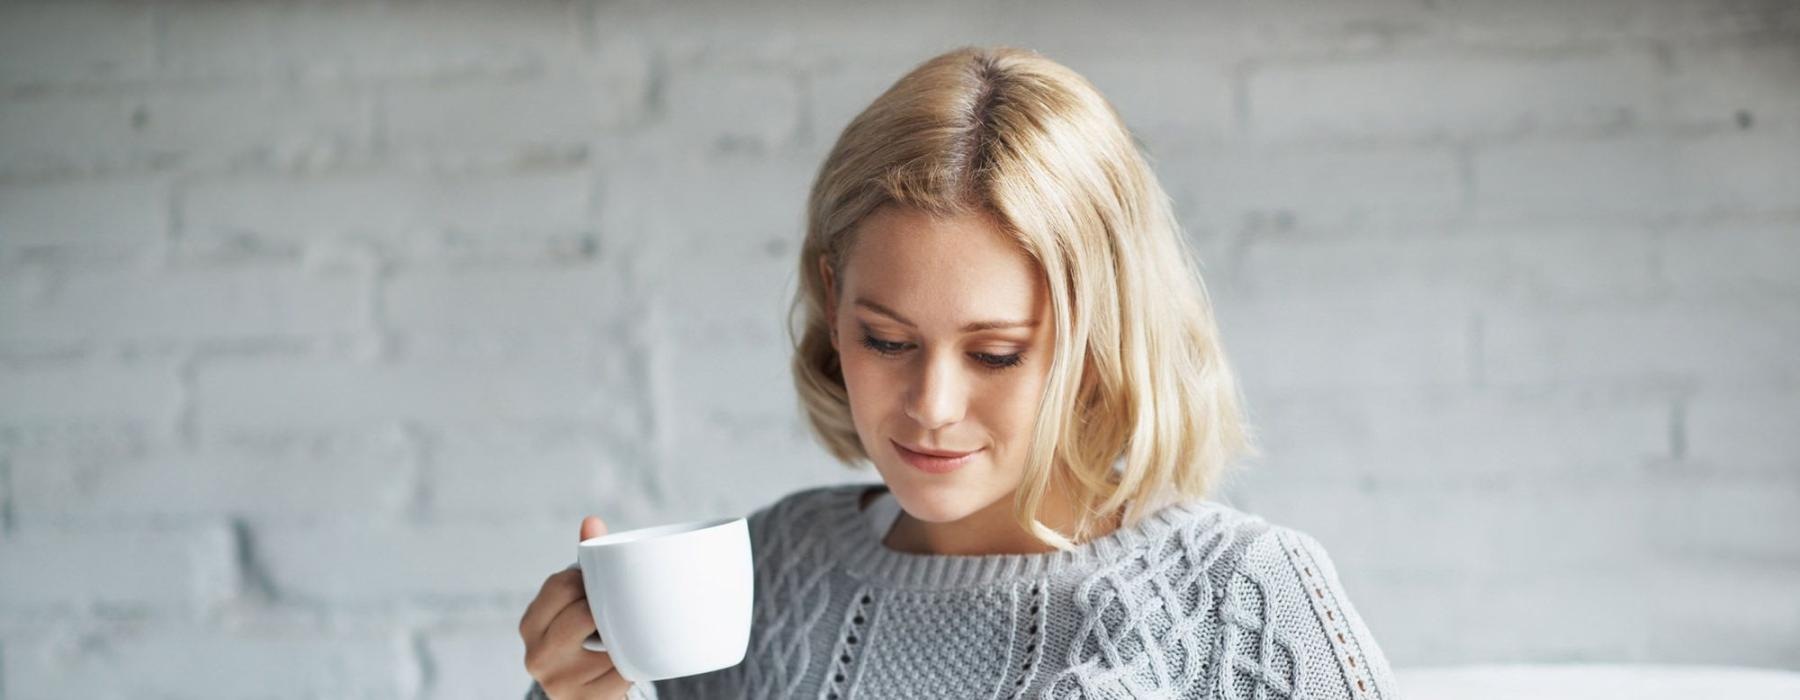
[847,207,1032,275]
[842,208,1046,320]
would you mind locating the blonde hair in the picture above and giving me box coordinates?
[788,46,1258,550]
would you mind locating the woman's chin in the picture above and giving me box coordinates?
[882,481,993,524]
[892,497,966,524]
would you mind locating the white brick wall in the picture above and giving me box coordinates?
[1,0,1796,696]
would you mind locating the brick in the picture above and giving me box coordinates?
[421,625,535,700]
[647,247,792,344]
[1428,0,1800,48]
[976,0,1438,58]
[1249,49,1658,143]
[1682,389,1800,477]
[1222,0,1476,54]
[0,88,371,176]
[1227,222,1660,306]
[1071,55,1236,147]
[179,168,591,256]
[595,144,813,261]
[0,362,181,424]
[1465,223,1661,303]
[1665,39,1800,131]
[663,64,802,150]
[1639,566,1800,668]
[0,263,368,344]
[594,0,998,67]
[1649,472,1800,562]
[1214,297,1472,392]
[0,177,166,265]
[383,264,630,336]
[1237,480,1656,579]
[426,426,648,522]
[1475,136,1669,222]
[635,250,857,518]
[136,86,373,165]
[383,39,649,151]
[1481,300,1800,389]
[1231,385,1669,487]
[1178,143,1464,233]
[1473,130,1800,223]
[606,0,1425,69]
[0,92,140,176]
[1370,569,1658,664]
[0,0,153,86]
[255,519,571,604]
[804,57,923,147]
[3,626,417,699]
[1660,223,1800,299]
[642,328,848,520]
[11,428,417,526]
[1664,129,1800,216]
[157,0,587,82]
[643,317,784,423]
[383,228,607,267]
[194,342,623,433]
[0,423,152,467]
[0,525,236,612]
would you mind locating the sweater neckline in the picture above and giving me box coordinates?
[822,482,1217,589]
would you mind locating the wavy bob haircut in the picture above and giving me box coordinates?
[789,45,1258,550]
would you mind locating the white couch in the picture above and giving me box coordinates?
[1396,664,1800,699]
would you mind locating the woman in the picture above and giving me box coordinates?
[522,45,1399,699]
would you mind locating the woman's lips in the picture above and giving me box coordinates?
[893,440,983,474]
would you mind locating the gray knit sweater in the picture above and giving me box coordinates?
[527,482,1399,699]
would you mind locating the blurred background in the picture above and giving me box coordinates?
[1,0,1796,697]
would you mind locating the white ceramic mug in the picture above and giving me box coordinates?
[575,516,754,682]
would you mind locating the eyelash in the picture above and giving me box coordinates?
[859,334,1026,372]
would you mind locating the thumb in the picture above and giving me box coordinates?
[579,515,608,542]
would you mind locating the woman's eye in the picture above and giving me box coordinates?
[974,352,1025,370]
[859,335,908,355]
[859,334,1025,371]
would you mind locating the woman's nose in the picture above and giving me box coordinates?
[903,351,967,430]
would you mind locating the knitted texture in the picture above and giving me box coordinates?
[526,482,1398,699]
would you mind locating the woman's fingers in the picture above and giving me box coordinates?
[546,598,605,655]
[532,635,618,700]
[522,515,627,699]
[582,668,633,699]
[519,568,585,643]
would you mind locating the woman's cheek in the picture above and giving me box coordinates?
[839,355,885,426]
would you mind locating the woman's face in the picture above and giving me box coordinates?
[821,204,1054,525]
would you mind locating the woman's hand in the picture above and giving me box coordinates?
[520,516,632,700]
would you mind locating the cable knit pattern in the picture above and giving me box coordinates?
[525,482,1398,700]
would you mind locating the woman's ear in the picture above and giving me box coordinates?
[818,254,839,350]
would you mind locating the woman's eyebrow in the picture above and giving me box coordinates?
[853,297,1036,332]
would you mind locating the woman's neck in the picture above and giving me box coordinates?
[882,473,1122,556]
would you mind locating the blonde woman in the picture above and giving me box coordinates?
[522,46,1398,700]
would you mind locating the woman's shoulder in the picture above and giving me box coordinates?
[1151,499,1398,696]
[1146,498,1349,593]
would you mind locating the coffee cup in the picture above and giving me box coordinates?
[576,516,754,682]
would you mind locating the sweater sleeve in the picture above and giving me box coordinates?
[1217,525,1400,700]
